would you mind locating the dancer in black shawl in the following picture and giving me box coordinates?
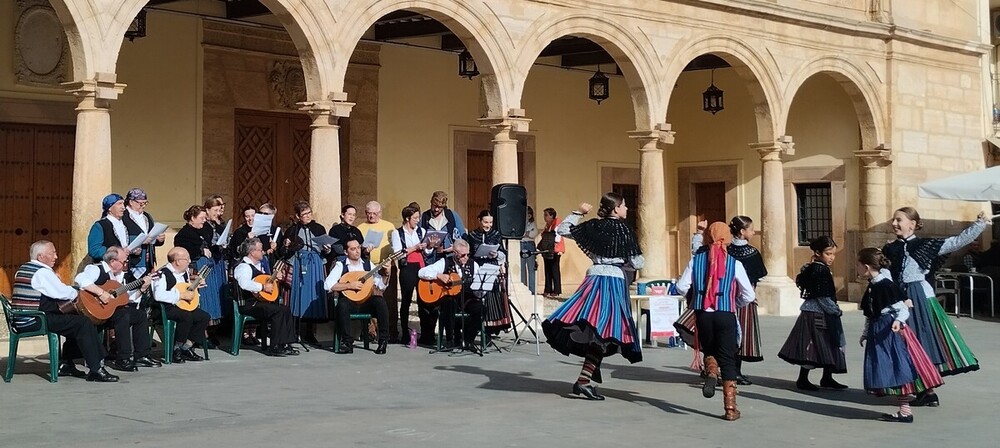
[726,216,766,385]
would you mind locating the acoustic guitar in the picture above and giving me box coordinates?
[417,272,462,304]
[73,273,158,325]
[175,265,212,312]
[339,250,407,303]
[253,259,287,302]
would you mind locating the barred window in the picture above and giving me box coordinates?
[796,183,832,246]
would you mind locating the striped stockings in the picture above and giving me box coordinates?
[898,396,912,417]
[578,351,603,385]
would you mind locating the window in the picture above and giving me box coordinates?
[796,183,832,246]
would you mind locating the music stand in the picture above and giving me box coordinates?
[471,264,503,353]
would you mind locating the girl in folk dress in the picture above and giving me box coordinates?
[463,210,511,335]
[726,216,766,385]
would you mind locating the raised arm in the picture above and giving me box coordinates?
[938,213,988,255]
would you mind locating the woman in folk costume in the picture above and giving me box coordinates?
[857,248,943,423]
[882,207,987,407]
[542,192,643,401]
[726,216,766,385]
[462,210,512,335]
[676,222,755,421]
[277,200,332,344]
[778,236,848,390]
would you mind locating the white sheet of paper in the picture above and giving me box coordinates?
[142,222,169,244]
[649,294,683,338]
[363,229,383,248]
[216,219,233,245]
[126,232,147,251]
[272,227,281,241]
[251,214,274,236]
[474,243,500,259]
[470,263,501,293]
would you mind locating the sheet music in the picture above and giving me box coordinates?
[420,230,447,246]
[216,219,233,245]
[470,263,501,293]
[311,234,338,247]
[474,243,500,259]
[126,232,147,251]
[363,229,384,248]
[251,213,274,236]
[127,222,171,251]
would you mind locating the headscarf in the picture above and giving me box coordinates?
[102,193,124,217]
[702,222,732,310]
[125,187,147,203]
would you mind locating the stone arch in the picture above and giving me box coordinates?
[663,35,781,142]
[44,0,101,82]
[782,56,886,151]
[512,13,662,131]
[337,0,513,116]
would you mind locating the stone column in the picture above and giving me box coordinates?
[629,124,674,281]
[299,93,354,226]
[856,146,893,249]
[749,137,799,316]
[64,73,125,271]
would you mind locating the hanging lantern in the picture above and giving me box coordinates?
[702,69,724,115]
[125,9,147,42]
[458,49,479,79]
[589,66,609,104]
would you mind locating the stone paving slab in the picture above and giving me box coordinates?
[2,312,998,448]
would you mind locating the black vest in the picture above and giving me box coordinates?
[444,256,477,299]
[883,237,945,284]
[396,226,425,266]
[123,210,157,268]
[238,261,265,306]
[93,219,125,262]
[158,266,189,291]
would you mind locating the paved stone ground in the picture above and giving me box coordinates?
[2,311,998,448]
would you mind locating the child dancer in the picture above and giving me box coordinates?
[858,247,943,423]
[778,236,847,390]
[727,216,766,385]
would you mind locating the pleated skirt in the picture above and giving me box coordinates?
[737,303,763,362]
[903,282,979,376]
[289,250,328,320]
[777,311,847,373]
[542,272,642,363]
[863,314,944,396]
[196,257,228,322]
[483,281,512,333]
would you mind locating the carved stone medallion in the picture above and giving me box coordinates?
[268,61,307,109]
[14,0,70,86]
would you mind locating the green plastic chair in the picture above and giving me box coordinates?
[230,300,257,356]
[149,304,210,363]
[2,295,60,383]
[333,297,372,351]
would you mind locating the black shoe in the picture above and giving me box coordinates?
[133,356,162,368]
[703,376,718,398]
[242,335,259,346]
[878,412,914,423]
[280,345,300,356]
[302,333,319,346]
[110,359,138,372]
[86,367,120,383]
[796,379,820,391]
[207,337,221,349]
[736,374,753,386]
[171,350,187,364]
[820,378,848,389]
[262,346,286,357]
[911,392,940,407]
[572,382,604,401]
[374,340,388,355]
[337,342,354,354]
[182,349,204,362]
[58,362,88,379]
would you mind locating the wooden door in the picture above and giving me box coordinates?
[694,182,727,224]
[612,183,639,233]
[466,149,524,225]
[233,110,312,218]
[0,123,75,287]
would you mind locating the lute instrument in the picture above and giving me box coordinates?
[417,272,462,304]
[175,264,212,312]
[338,250,407,303]
[253,259,287,302]
[71,273,159,325]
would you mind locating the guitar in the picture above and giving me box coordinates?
[338,250,407,303]
[73,273,159,325]
[253,259,287,302]
[417,272,462,304]
[175,265,212,312]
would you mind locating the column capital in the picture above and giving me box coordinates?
[478,116,531,134]
[855,144,892,168]
[63,72,126,110]
[750,135,794,161]
[298,92,355,122]
[628,123,675,150]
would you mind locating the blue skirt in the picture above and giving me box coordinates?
[542,272,641,363]
[863,314,943,395]
[196,257,228,321]
[290,250,328,320]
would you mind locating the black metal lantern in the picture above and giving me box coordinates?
[702,69,724,115]
[125,9,147,42]
[458,49,479,79]
[589,66,609,104]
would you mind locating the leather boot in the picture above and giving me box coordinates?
[723,380,741,421]
[702,356,719,398]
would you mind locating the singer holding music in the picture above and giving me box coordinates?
[278,201,331,344]
[75,246,161,372]
[153,247,211,363]
[234,238,300,357]
[390,205,434,345]
[326,240,391,354]
[462,210,511,335]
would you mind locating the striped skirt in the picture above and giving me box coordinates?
[483,274,512,333]
[777,311,847,373]
[196,257,228,322]
[289,250,328,320]
[903,281,979,376]
[542,271,642,363]
[864,314,944,396]
[737,303,763,362]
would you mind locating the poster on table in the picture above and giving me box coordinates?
[648,286,681,339]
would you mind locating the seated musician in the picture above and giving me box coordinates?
[417,239,484,350]
[11,240,118,382]
[232,237,299,357]
[325,239,391,355]
[152,247,211,363]
[75,246,160,372]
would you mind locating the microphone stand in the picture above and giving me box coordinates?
[511,249,544,355]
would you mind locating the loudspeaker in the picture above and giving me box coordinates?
[490,183,527,239]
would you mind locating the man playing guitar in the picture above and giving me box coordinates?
[233,237,299,357]
[417,239,483,350]
[74,246,161,372]
[152,247,211,363]
[326,240,391,355]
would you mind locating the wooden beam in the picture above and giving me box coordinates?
[441,34,464,51]
[561,51,616,67]
[227,0,270,19]
[540,38,603,57]
[374,18,450,40]
[683,54,731,71]
[146,0,183,6]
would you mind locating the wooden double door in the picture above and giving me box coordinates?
[466,149,524,224]
[0,123,75,286]
[233,109,313,218]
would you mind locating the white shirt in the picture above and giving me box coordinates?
[325,258,388,292]
[105,216,130,248]
[390,226,434,256]
[126,207,150,233]
[74,261,143,303]
[233,256,264,293]
[153,264,187,305]
[27,260,77,301]
[417,257,481,281]
[675,255,755,309]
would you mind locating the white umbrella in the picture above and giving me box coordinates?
[918,165,1000,202]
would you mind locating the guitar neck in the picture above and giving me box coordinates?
[117,278,145,296]
[187,266,211,291]
[359,251,405,283]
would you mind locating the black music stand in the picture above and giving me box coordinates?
[471,266,502,353]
